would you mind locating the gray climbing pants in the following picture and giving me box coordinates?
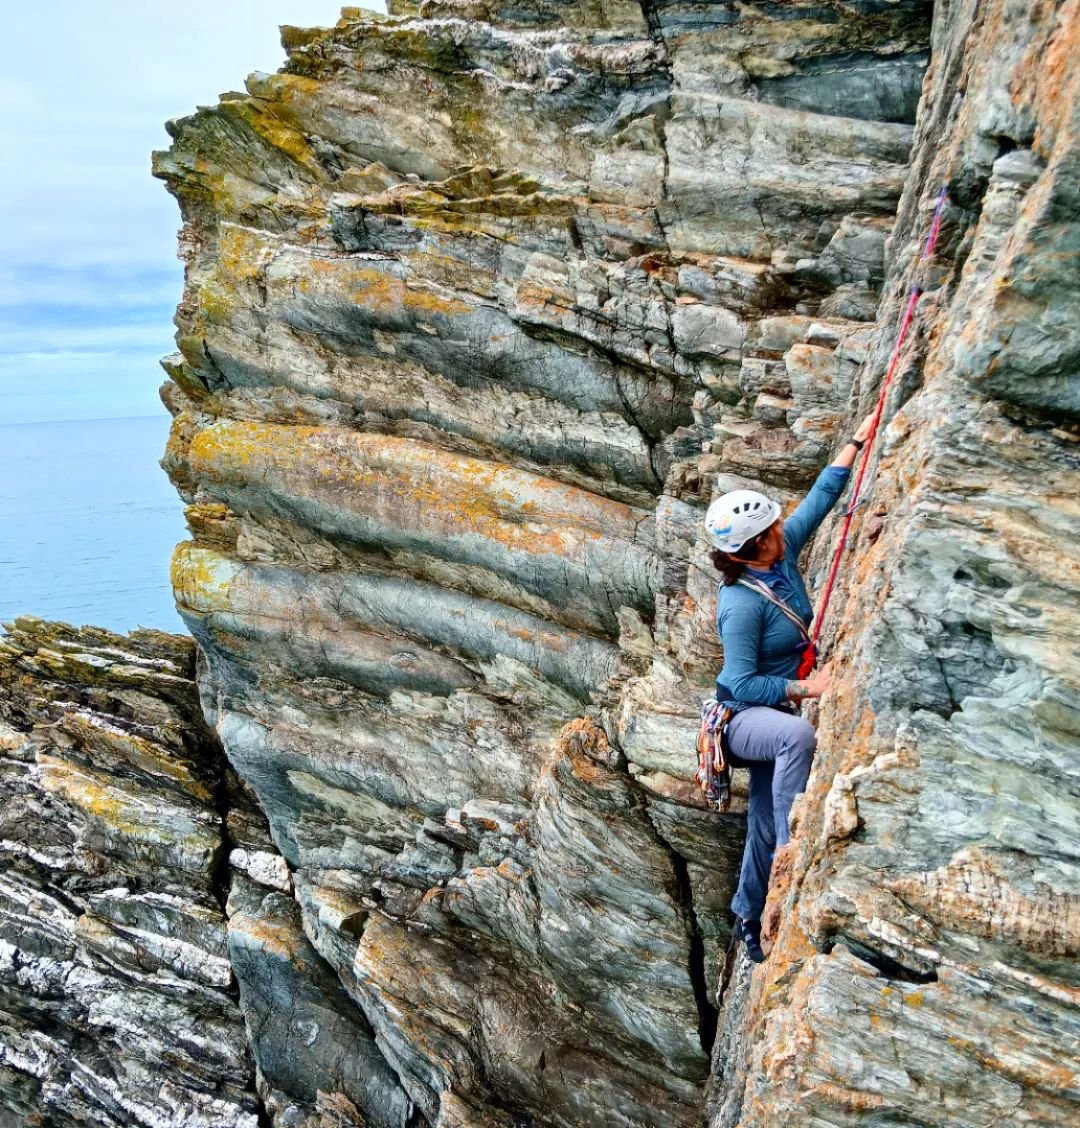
[727,705,817,923]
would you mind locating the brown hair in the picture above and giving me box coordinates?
[710,528,770,586]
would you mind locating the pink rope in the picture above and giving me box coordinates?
[810,185,949,649]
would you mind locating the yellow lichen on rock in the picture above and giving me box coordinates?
[170,542,240,614]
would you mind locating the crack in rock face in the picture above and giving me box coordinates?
[5,0,1079,1126]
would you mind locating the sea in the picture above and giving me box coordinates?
[0,414,189,636]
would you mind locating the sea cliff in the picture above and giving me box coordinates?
[1,1,1077,1125]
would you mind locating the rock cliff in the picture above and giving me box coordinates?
[2,1,1077,1125]
[711,1,1080,1123]
[0,618,262,1126]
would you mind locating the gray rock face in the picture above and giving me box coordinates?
[0,617,413,1128]
[145,2,938,1122]
[229,892,412,1127]
[6,0,1078,1125]
[0,618,260,1128]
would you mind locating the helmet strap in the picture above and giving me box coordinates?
[728,524,782,566]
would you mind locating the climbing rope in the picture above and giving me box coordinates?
[809,185,950,655]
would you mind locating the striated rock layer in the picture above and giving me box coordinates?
[0,618,261,1127]
[0,617,409,1128]
[1,0,1051,1125]
[713,1,1080,1124]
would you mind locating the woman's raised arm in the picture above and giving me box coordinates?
[830,412,876,471]
[783,413,876,556]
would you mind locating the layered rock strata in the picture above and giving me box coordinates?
[713,1,1080,1123]
[0,618,260,1127]
[0,617,410,1128]
[19,0,1051,1124]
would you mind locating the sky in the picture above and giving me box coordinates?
[0,1,386,426]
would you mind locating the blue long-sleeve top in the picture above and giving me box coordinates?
[715,465,851,711]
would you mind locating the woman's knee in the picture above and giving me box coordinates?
[780,717,816,762]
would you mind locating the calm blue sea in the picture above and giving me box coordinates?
[0,414,189,635]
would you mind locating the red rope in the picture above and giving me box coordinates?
[810,185,949,651]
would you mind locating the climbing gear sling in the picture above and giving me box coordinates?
[696,691,802,812]
[735,576,817,679]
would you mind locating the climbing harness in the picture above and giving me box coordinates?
[808,185,949,661]
[695,690,801,810]
[694,186,950,805]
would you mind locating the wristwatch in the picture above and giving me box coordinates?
[848,436,866,450]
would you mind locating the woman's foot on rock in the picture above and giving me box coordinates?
[737,917,766,963]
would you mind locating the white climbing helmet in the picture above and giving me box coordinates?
[704,489,781,553]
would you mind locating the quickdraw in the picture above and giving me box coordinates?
[695,698,735,811]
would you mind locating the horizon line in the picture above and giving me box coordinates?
[0,411,170,429]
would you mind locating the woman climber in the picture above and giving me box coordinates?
[703,413,875,963]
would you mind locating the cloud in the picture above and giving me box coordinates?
[0,264,178,372]
[1,1,387,423]
[0,266,180,311]
[3,2,373,270]
[0,325,171,357]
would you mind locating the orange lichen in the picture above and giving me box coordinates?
[231,914,303,961]
[185,420,640,562]
[60,714,212,801]
[37,755,214,859]
[219,96,324,176]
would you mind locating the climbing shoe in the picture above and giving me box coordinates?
[736,917,765,964]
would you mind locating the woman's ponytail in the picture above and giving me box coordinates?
[710,528,770,585]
